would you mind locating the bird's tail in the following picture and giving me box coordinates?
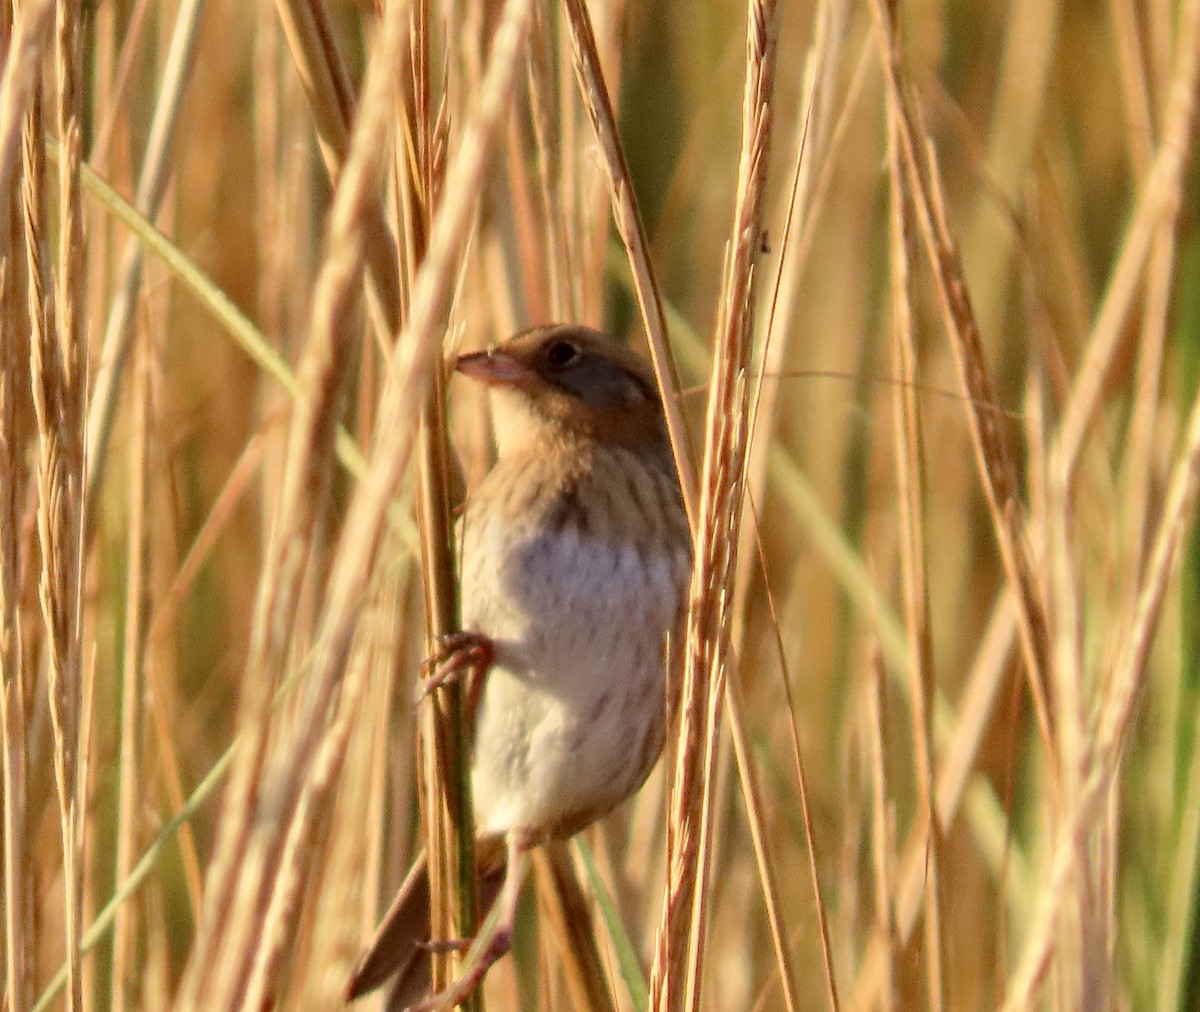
[346,834,507,1008]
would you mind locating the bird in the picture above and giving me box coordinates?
[346,324,692,1011]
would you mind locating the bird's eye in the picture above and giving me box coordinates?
[545,341,579,368]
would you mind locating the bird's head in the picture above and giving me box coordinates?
[455,325,670,458]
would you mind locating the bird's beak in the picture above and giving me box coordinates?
[454,348,531,387]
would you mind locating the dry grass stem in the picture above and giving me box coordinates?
[25,22,87,1010]
[83,0,203,519]
[871,0,1056,777]
[0,0,56,200]
[1050,0,1200,484]
[533,843,618,1012]
[560,0,697,519]
[409,1,480,987]
[651,2,778,1009]
[884,79,944,1010]
[273,0,403,341]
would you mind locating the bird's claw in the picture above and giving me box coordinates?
[415,937,471,955]
[402,927,514,1012]
[418,631,494,701]
[422,631,493,672]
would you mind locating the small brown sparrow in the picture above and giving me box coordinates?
[346,325,691,1011]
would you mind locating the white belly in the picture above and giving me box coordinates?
[461,506,686,836]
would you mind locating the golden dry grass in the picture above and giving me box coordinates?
[2,1,1200,1010]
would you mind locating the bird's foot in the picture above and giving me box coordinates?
[419,632,494,695]
[416,937,471,955]
[403,927,514,1012]
[403,832,532,1012]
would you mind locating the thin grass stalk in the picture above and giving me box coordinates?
[0,437,29,1010]
[406,0,480,996]
[650,2,778,1008]
[363,655,400,936]
[273,0,354,155]
[1122,225,1178,582]
[745,495,838,1010]
[1094,795,1123,997]
[559,0,697,521]
[24,83,66,1011]
[99,38,149,989]
[253,0,305,350]
[0,0,55,202]
[1046,458,1089,1005]
[0,72,32,1004]
[555,6,586,324]
[392,0,425,314]
[736,0,824,634]
[960,0,1059,356]
[884,90,944,1010]
[533,844,618,1012]
[360,571,412,952]
[240,607,385,1009]
[111,310,149,1011]
[142,428,273,925]
[54,3,83,402]
[1109,0,1155,179]
[707,71,818,1000]
[865,647,896,1011]
[271,0,403,341]
[83,0,204,524]
[1159,681,1200,1010]
[559,0,616,330]
[1049,0,1200,485]
[1144,0,1173,104]
[414,197,482,1007]
[869,0,1056,769]
[58,98,86,1012]
[28,29,87,1009]
[525,9,568,320]
[851,595,1026,1007]
[252,0,318,733]
[724,670,803,1012]
[77,637,97,1005]
[1110,0,1177,604]
[501,110,547,322]
[88,0,152,169]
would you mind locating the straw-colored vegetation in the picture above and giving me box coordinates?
[2,0,1198,1010]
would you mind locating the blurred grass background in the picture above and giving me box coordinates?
[2,0,1199,1009]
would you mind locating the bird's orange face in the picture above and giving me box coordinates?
[454,325,670,456]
